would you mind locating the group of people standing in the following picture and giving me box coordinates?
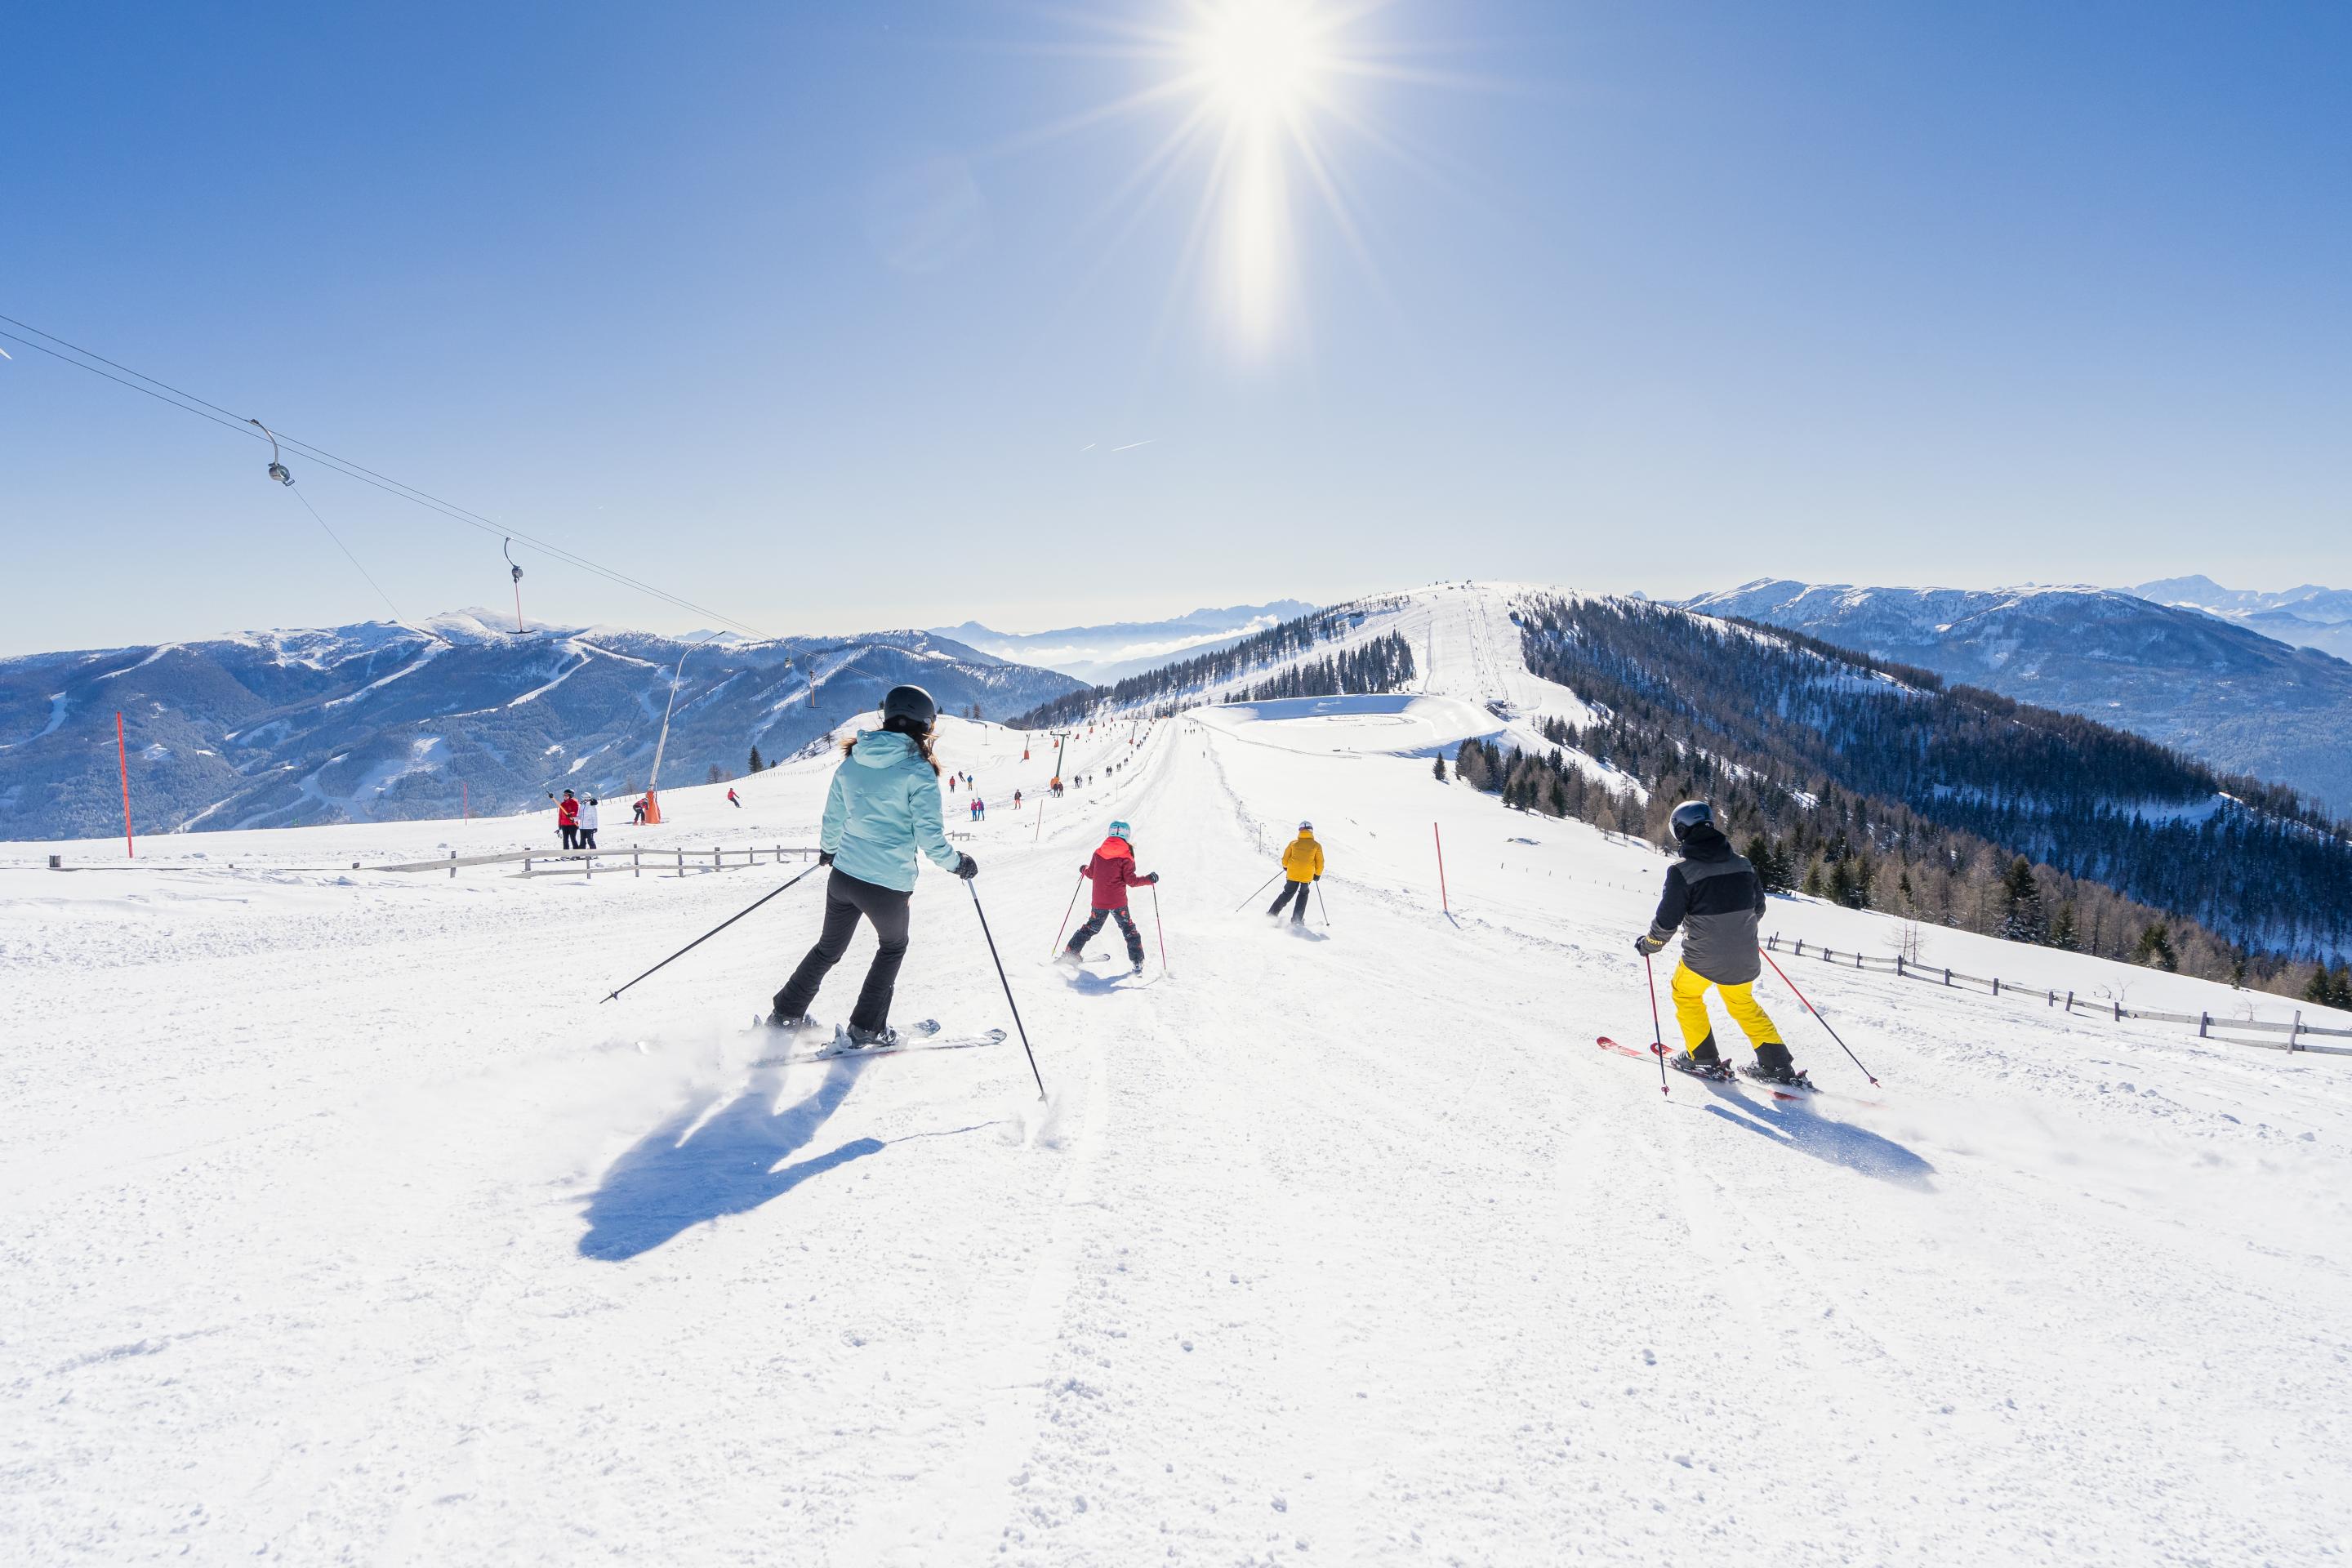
[555,789,601,850]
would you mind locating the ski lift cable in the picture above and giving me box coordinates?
[0,315,807,675]
[2,318,771,643]
[288,484,403,621]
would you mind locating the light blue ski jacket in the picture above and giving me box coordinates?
[820,729,963,892]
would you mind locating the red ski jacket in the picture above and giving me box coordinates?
[1080,837,1152,911]
[558,797,580,826]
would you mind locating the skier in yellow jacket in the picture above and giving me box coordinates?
[1267,822,1324,924]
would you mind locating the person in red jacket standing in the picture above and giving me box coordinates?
[1057,819,1158,975]
[556,789,581,849]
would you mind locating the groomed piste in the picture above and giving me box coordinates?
[7,583,2349,1565]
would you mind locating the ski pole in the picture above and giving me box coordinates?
[1233,871,1281,913]
[1644,951,1668,1096]
[969,880,1049,1100]
[599,861,824,1003]
[1050,871,1084,957]
[1758,945,1881,1085]
[1151,883,1169,975]
[1314,879,1330,926]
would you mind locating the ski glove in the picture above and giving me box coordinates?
[1146,872,1160,884]
[1633,932,1667,957]
[818,851,835,867]
[955,853,979,880]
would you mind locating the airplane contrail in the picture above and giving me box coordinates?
[1110,439,1154,452]
[1080,443,1095,452]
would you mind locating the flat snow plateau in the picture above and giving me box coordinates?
[6,586,2350,1566]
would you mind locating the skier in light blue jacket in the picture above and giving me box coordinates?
[768,684,977,1048]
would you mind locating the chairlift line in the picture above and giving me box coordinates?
[0,310,821,703]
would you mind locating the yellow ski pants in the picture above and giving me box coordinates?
[1670,961,1782,1056]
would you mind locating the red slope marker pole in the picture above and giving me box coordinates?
[1643,951,1668,1095]
[116,711,134,858]
[1759,944,1881,1086]
[1432,822,1450,915]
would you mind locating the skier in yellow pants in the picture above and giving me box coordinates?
[1634,800,1802,1084]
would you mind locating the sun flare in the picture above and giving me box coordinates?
[1191,0,1329,125]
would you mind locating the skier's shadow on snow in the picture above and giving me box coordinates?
[577,1058,881,1261]
[1700,1089,1936,1190]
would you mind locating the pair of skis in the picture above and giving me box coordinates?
[749,1015,1008,1067]
[1596,1036,1819,1102]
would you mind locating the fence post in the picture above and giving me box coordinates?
[2113,998,2122,1022]
[677,848,684,876]
[2292,1011,2302,1053]
[1992,976,2000,997]
[1895,955,1904,978]
[448,849,457,880]
[634,847,641,879]
[1944,966,1951,986]
[2199,1011,2209,1038]
[1855,952,1862,970]
[713,846,720,871]
[524,852,532,875]
[2065,990,2074,1011]
[1795,940,1805,957]
[586,849,593,880]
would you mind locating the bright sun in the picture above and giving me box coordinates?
[1003,1,1456,359]
[1192,0,1329,125]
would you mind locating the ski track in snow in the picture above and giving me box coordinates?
[5,585,2351,1565]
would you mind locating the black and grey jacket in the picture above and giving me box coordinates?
[1646,826,1766,985]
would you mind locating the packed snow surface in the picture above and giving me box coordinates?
[7,585,2350,1566]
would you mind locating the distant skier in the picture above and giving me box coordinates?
[767,684,978,1049]
[557,789,581,850]
[1059,820,1158,974]
[1267,822,1323,924]
[579,795,600,850]
[727,786,742,808]
[1634,800,1801,1085]
[631,795,648,826]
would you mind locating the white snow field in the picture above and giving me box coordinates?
[7,584,2351,1566]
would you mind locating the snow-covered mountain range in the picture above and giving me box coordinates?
[0,610,1084,841]
[2132,574,2352,661]
[930,599,1316,684]
[1682,579,2352,812]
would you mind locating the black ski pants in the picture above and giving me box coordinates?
[559,824,579,849]
[1267,879,1312,923]
[774,870,912,1033]
[1068,905,1145,963]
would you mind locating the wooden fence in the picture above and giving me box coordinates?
[376,844,822,880]
[1763,934,2352,1057]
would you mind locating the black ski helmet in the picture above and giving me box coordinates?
[880,684,938,731]
[1668,800,1714,844]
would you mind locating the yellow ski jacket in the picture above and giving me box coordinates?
[1281,831,1324,881]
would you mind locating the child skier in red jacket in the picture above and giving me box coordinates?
[1058,820,1158,974]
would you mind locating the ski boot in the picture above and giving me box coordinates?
[840,1019,941,1053]
[1665,1036,1737,1082]
[1740,1041,1812,1090]
[761,1010,821,1036]
[1054,947,1084,969]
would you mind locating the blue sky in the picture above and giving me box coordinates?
[3,2,2346,654]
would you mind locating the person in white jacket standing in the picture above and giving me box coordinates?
[578,795,601,851]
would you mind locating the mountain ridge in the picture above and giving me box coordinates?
[0,611,1083,841]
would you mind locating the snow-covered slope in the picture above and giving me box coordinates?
[8,592,2350,1565]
